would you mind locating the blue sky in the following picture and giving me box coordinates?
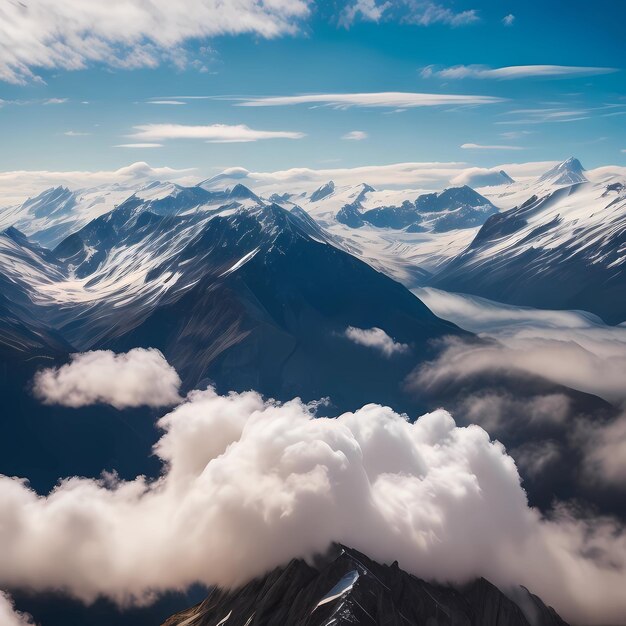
[0,0,624,175]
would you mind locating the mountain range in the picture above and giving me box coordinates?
[1,156,624,626]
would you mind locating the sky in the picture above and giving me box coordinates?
[0,0,624,177]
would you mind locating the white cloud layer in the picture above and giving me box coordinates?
[421,64,618,80]
[0,0,309,84]
[128,123,305,143]
[1,388,625,623]
[202,159,563,195]
[0,593,34,626]
[237,92,504,109]
[345,326,409,356]
[0,162,198,207]
[3,159,617,209]
[33,348,182,409]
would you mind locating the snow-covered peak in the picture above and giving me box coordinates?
[134,181,185,201]
[227,183,259,201]
[538,157,587,185]
[309,180,335,202]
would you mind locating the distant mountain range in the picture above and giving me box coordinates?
[431,160,626,324]
[163,545,568,626]
[336,185,498,232]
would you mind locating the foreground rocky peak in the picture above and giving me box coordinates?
[162,545,568,626]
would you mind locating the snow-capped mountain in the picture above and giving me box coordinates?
[0,227,72,356]
[0,183,139,249]
[478,158,592,211]
[0,197,463,413]
[0,181,264,250]
[163,545,568,626]
[432,174,626,323]
[272,182,498,286]
[336,185,498,232]
[537,157,587,186]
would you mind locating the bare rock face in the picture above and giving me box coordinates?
[162,545,569,626]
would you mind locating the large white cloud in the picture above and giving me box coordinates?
[0,0,309,84]
[33,348,182,409]
[1,387,625,623]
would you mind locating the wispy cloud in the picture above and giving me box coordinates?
[421,64,618,80]
[502,14,515,26]
[147,100,187,105]
[461,143,524,150]
[114,143,164,148]
[340,0,479,28]
[0,97,69,107]
[339,0,391,27]
[0,0,310,84]
[237,92,504,109]
[344,326,409,357]
[342,130,368,140]
[64,130,92,137]
[499,130,534,140]
[128,123,305,143]
[496,108,592,125]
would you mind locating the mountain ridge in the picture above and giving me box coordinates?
[162,544,569,626]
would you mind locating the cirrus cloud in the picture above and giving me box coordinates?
[461,143,524,150]
[340,0,479,28]
[236,91,504,109]
[0,0,310,84]
[421,64,618,80]
[128,123,305,143]
[114,143,163,149]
